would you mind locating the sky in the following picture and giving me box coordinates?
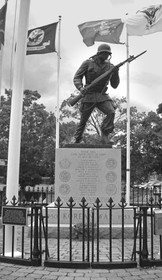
[1,0,162,114]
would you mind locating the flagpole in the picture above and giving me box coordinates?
[9,0,18,91]
[5,0,31,255]
[126,26,130,205]
[56,16,61,149]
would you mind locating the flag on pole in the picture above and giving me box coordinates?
[0,2,7,46]
[78,19,124,46]
[125,4,162,36]
[26,22,58,55]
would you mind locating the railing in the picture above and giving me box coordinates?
[130,185,161,206]
[43,197,137,269]
[0,198,43,266]
[0,194,162,268]
[19,186,54,205]
[135,203,162,267]
[44,197,91,268]
[90,197,137,269]
[0,184,161,215]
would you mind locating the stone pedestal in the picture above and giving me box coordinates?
[55,145,121,206]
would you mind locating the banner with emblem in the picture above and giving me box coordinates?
[78,19,124,46]
[124,4,162,36]
[26,22,58,55]
[0,2,7,46]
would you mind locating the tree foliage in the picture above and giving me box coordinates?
[0,90,56,187]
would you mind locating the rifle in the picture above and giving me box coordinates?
[69,50,147,106]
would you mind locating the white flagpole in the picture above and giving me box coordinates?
[126,27,130,205]
[9,0,18,90]
[5,0,31,255]
[56,16,61,149]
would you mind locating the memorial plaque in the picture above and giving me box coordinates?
[2,206,28,226]
[46,205,133,225]
[55,148,121,205]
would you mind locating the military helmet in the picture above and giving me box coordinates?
[97,44,112,54]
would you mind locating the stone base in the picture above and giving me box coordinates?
[55,146,121,205]
[28,224,134,239]
[64,143,113,148]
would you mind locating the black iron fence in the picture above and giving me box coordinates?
[0,192,162,268]
[130,185,161,206]
[90,198,137,269]
[19,186,55,205]
[0,184,161,214]
[135,205,162,268]
[0,201,43,266]
[44,197,91,268]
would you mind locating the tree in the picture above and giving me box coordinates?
[0,89,56,187]
[157,103,162,115]
[139,111,162,178]
[114,107,162,185]
[20,90,56,186]
[0,90,12,160]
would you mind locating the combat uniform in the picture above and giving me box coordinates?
[73,46,120,143]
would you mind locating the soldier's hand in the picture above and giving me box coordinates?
[80,87,87,95]
[113,66,119,72]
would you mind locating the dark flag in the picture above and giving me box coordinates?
[0,2,7,46]
[26,22,58,55]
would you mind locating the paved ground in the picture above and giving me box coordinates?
[1,262,162,280]
[1,219,162,279]
[0,236,162,280]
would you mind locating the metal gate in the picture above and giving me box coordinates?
[43,197,137,269]
[1,195,162,268]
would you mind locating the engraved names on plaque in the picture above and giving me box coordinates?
[55,148,121,205]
